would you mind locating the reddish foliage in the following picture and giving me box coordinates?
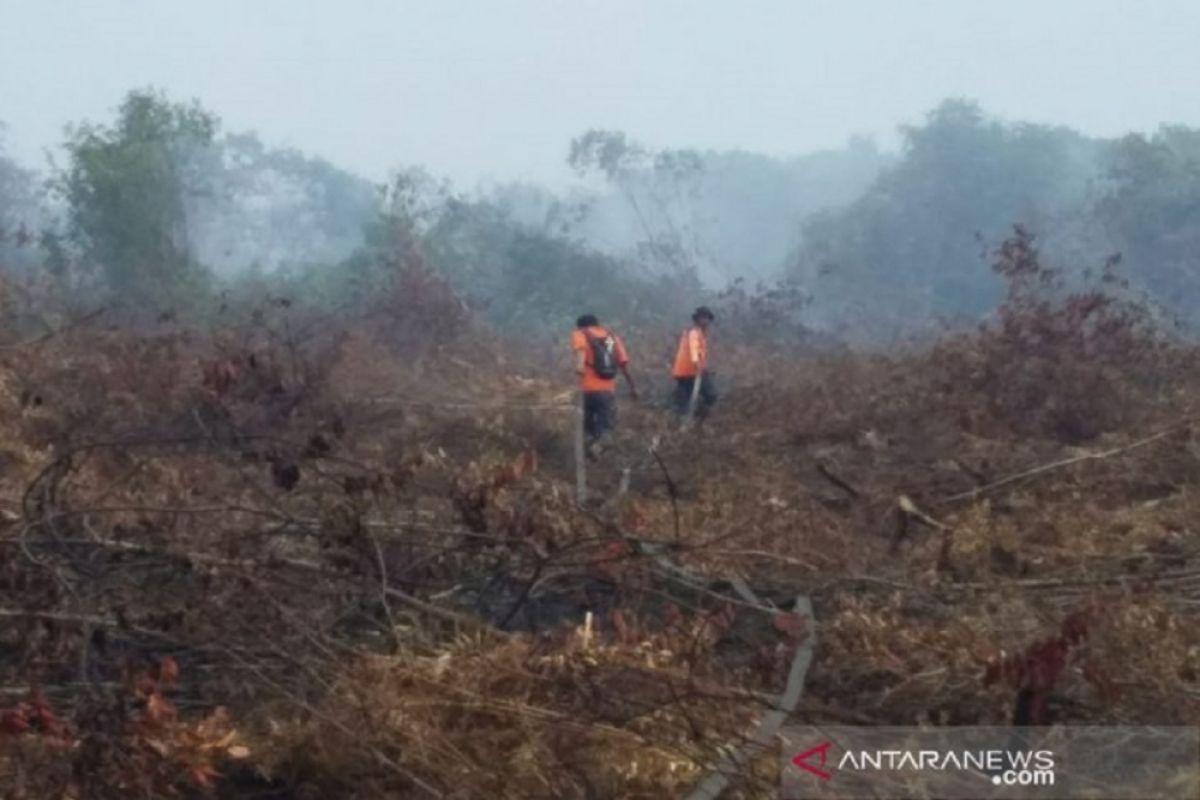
[595,539,634,581]
[451,450,540,533]
[201,357,240,399]
[0,693,70,745]
[772,611,809,642]
[930,225,1170,443]
[984,608,1094,724]
[0,658,245,795]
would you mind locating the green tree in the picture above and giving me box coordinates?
[420,192,677,332]
[187,131,378,275]
[1095,127,1200,316]
[59,89,217,304]
[793,100,1096,339]
[0,127,42,271]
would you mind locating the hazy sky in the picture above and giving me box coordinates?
[2,0,1199,189]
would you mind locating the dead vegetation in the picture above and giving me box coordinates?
[2,232,1200,798]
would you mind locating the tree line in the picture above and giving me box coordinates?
[1,90,1199,341]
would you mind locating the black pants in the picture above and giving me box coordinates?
[583,391,617,442]
[673,371,718,419]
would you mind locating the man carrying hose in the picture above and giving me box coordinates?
[572,314,637,460]
[673,306,717,423]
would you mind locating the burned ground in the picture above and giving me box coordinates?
[2,240,1200,799]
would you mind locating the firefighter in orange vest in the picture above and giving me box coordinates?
[572,314,637,459]
[672,306,717,420]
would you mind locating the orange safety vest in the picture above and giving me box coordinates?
[573,326,629,392]
[672,326,707,378]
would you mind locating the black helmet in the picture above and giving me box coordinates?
[692,306,715,322]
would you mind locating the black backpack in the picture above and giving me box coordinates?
[584,328,619,379]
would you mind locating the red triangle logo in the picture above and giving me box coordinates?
[792,741,834,781]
